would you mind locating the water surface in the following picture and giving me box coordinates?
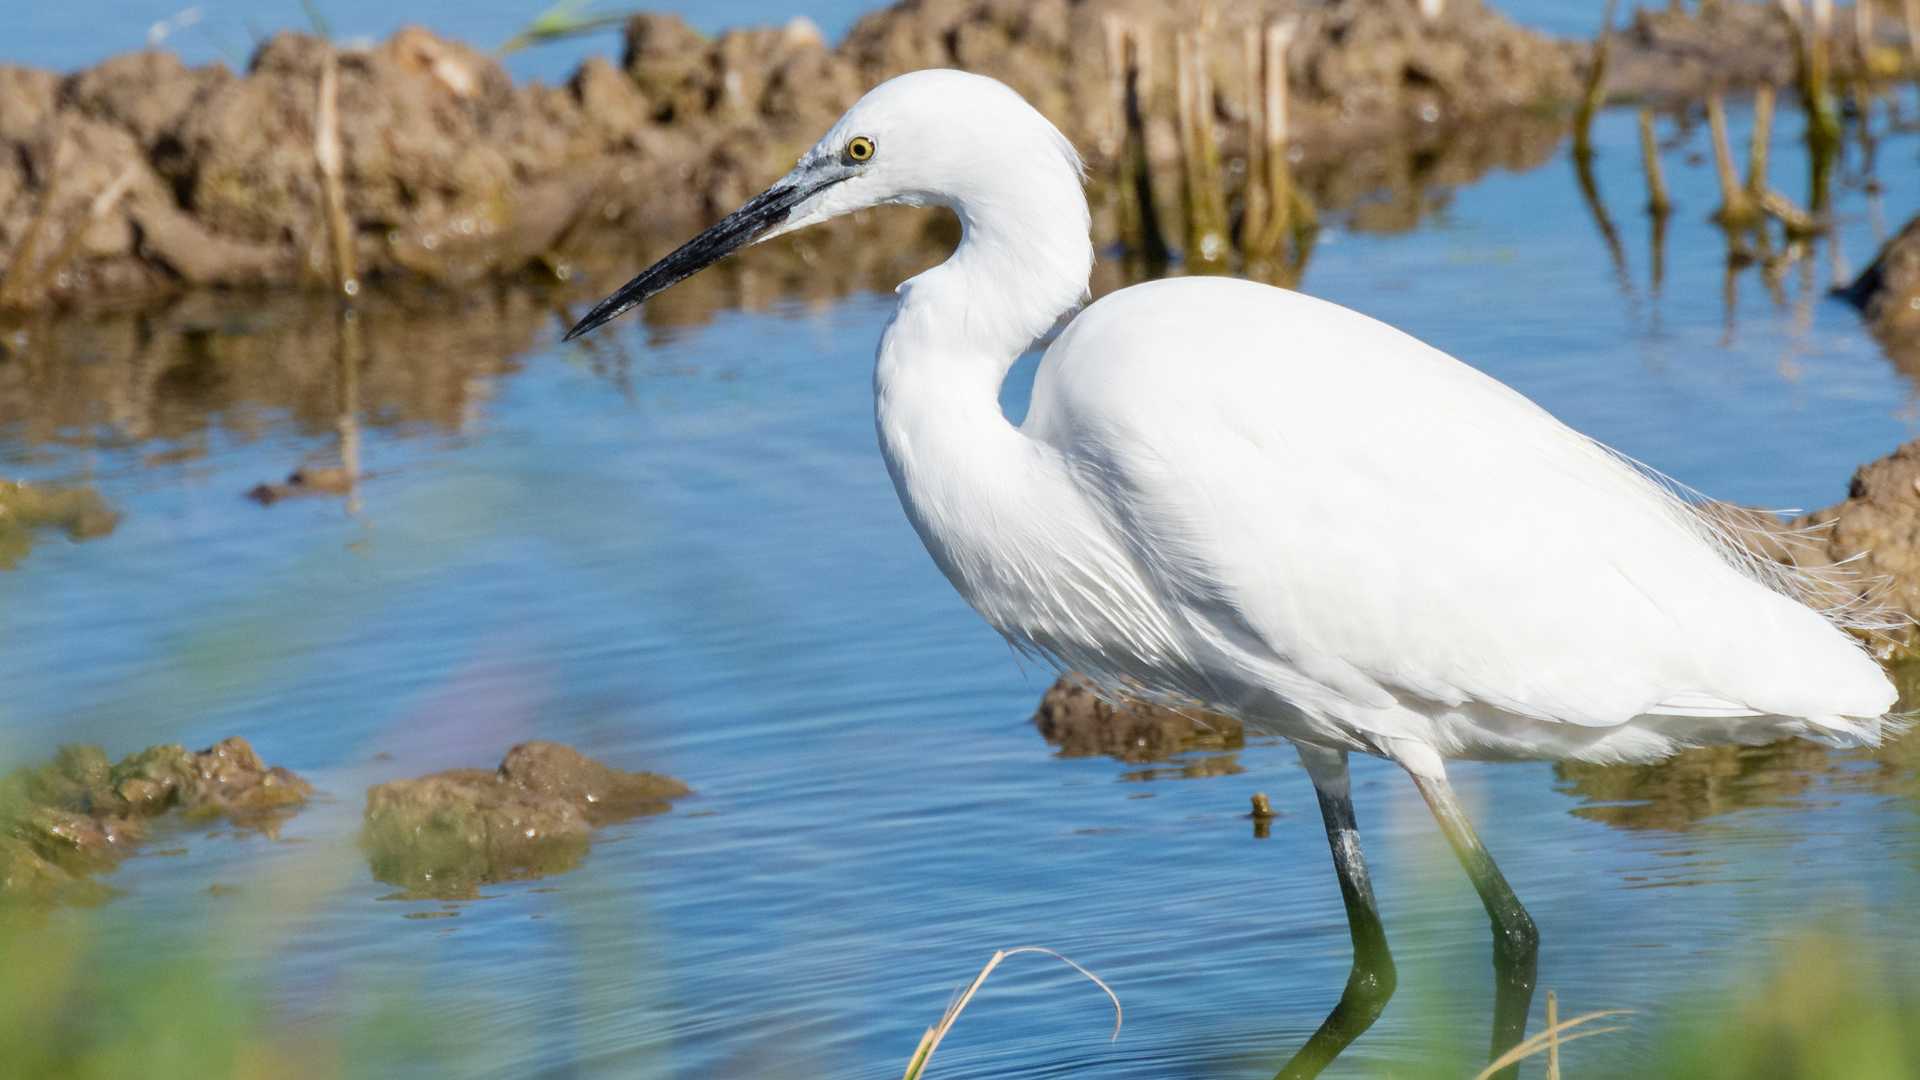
[5,31,1920,1080]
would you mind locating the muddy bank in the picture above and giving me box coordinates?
[362,741,687,898]
[0,738,310,905]
[0,0,1584,314]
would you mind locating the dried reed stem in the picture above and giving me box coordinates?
[335,309,364,513]
[1573,0,1620,163]
[315,51,359,297]
[1175,28,1230,270]
[1470,1006,1633,1080]
[1638,108,1671,215]
[1248,19,1307,261]
[1907,0,1920,66]
[1707,93,1759,226]
[900,947,1120,1080]
[1238,25,1269,251]
[1546,990,1561,1080]
[1745,84,1774,195]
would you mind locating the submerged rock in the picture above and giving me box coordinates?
[0,480,118,568]
[0,737,311,905]
[1840,215,1920,353]
[1033,674,1243,763]
[362,741,688,898]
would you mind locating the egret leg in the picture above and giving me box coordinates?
[1406,768,1538,1080]
[1273,746,1396,1080]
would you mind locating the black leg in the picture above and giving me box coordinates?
[1408,769,1539,1080]
[1274,747,1397,1080]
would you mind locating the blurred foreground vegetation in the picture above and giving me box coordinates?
[2,901,1917,1079]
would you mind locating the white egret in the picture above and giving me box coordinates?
[566,70,1900,1077]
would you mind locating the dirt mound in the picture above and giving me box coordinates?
[362,741,688,898]
[0,738,310,905]
[1033,673,1243,762]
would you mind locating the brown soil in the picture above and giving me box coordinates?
[1033,673,1243,763]
[1840,214,1920,365]
[362,740,688,898]
[1602,2,1916,105]
[1774,438,1920,657]
[0,737,311,905]
[0,0,1582,315]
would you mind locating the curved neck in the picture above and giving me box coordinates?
[871,174,1091,608]
[876,173,1092,404]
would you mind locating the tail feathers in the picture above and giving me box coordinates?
[1801,709,1914,749]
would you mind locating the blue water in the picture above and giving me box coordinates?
[5,6,1920,1078]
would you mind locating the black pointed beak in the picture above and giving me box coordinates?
[564,179,825,341]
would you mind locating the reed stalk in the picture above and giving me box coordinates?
[1573,0,1620,164]
[314,52,359,298]
[1175,28,1230,271]
[1707,93,1760,227]
[1638,108,1672,215]
[1745,84,1774,195]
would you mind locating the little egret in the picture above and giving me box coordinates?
[565,70,1900,1076]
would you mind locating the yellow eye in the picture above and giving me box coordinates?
[844,136,876,163]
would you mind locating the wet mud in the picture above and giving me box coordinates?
[362,741,688,898]
[0,738,310,905]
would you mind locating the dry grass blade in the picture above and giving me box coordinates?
[1470,1006,1634,1080]
[900,946,1121,1080]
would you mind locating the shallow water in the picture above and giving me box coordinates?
[7,22,1920,1080]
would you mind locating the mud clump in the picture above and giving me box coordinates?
[1033,674,1243,763]
[1840,214,1920,360]
[0,480,118,568]
[362,741,688,898]
[0,738,311,905]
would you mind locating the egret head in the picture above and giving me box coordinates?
[564,69,1086,341]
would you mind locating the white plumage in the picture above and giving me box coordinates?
[566,68,1902,1074]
